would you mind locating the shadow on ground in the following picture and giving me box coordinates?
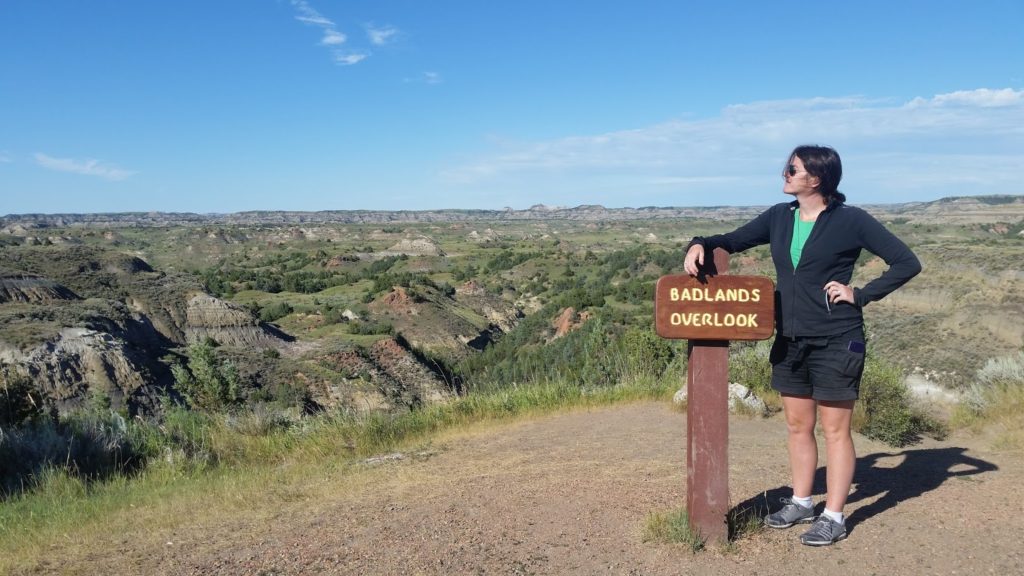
[730,447,998,536]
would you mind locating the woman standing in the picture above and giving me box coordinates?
[682,145,921,546]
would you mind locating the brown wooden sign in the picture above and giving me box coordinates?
[655,274,775,341]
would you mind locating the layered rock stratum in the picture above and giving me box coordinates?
[0,247,290,417]
[0,271,80,303]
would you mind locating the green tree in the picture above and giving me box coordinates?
[172,341,241,412]
[621,327,674,377]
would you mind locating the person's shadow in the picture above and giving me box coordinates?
[730,447,998,537]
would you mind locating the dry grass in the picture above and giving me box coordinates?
[954,388,1024,451]
[0,456,382,575]
[951,351,1024,450]
[0,378,675,573]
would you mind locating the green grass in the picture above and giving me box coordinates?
[642,507,705,552]
[642,491,764,553]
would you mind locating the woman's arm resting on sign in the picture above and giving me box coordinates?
[684,244,705,276]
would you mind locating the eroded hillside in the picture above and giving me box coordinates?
[1,195,1022,417]
[0,240,521,417]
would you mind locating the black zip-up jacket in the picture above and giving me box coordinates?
[689,200,922,338]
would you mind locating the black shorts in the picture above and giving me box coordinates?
[769,327,866,401]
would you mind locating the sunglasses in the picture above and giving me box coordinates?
[784,164,806,177]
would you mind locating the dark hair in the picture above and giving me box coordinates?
[790,145,846,204]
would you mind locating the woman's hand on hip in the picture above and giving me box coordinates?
[823,281,854,305]
[683,244,704,276]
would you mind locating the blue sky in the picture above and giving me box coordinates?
[1,1,1022,214]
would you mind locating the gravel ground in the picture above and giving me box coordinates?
[26,402,1023,575]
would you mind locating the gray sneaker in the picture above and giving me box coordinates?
[800,515,847,546]
[764,497,814,529]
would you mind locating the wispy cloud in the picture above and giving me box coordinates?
[34,153,135,181]
[321,30,346,46]
[441,88,1024,205]
[405,71,442,85]
[292,0,333,27]
[333,51,369,66]
[366,24,398,46]
[291,0,366,63]
[290,5,405,69]
[0,152,11,163]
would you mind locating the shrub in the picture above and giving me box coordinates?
[172,341,242,413]
[485,250,537,273]
[854,356,944,447]
[460,315,681,393]
[0,419,63,496]
[348,320,394,336]
[728,340,773,394]
[224,404,298,436]
[0,368,46,427]
[322,306,347,325]
[615,278,654,305]
[259,301,293,323]
[955,350,1024,447]
[250,380,311,412]
[621,327,674,378]
[59,408,145,479]
[0,403,154,498]
[974,350,1024,392]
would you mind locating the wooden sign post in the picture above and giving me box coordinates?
[655,249,774,544]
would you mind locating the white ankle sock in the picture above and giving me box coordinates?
[792,495,813,508]
[822,508,844,524]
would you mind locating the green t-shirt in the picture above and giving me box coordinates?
[790,208,815,268]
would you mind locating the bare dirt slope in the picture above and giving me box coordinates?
[33,402,1024,575]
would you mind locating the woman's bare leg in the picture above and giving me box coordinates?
[818,399,856,513]
[782,394,818,498]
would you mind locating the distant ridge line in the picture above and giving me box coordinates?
[2,195,1020,228]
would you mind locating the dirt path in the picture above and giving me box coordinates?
[34,402,1024,575]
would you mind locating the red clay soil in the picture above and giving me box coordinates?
[551,307,593,339]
